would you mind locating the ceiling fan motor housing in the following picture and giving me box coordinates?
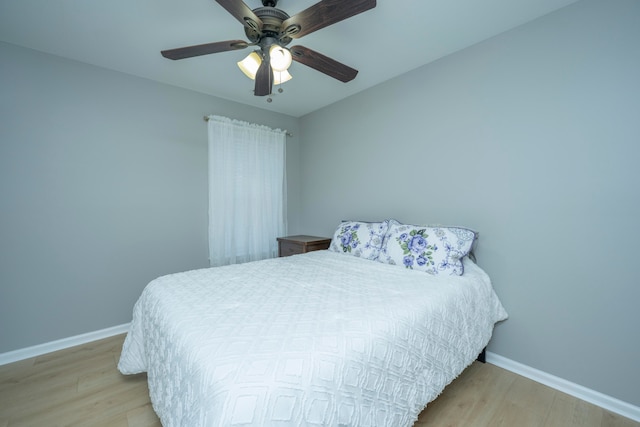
[245,6,292,45]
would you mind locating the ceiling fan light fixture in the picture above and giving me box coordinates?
[238,50,292,85]
[162,0,377,97]
[269,45,292,72]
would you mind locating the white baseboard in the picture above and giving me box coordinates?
[0,323,130,366]
[486,351,640,423]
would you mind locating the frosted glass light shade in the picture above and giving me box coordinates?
[269,45,292,72]
[237,51,262,80]
[273,69,292,85]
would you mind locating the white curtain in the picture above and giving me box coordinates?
[207,115,287,267]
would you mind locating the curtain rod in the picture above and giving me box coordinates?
[203,116,293,137]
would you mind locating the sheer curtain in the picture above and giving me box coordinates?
[207,115,287,267]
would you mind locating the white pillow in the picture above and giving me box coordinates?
[378,222,477,275]
[328,220,390,260]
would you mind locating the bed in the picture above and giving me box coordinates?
[118,220,508,426]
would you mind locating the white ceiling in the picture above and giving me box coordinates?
[0,0,579,117]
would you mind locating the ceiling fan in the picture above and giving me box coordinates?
[161,0,376,97]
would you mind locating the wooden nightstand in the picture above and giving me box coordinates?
[277,235,331,257]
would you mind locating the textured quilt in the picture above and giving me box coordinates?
[118,250,507,426]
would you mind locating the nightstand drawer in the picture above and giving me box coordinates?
[277,235,331,257]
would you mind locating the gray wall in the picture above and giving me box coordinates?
[0,41,300,353]
[299,0,640,407]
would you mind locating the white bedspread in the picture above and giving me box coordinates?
[118,250,507,427]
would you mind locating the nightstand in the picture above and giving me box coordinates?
[277,235,332,257]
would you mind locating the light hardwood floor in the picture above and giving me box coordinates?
[0,335,637,427]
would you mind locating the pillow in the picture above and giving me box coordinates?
[328,220,390,260]
[378,222,477,276]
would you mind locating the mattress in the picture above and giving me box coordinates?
[118,250,507,426]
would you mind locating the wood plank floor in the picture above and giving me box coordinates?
[0,334,637,427]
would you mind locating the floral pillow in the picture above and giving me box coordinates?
[328,220,390,260]
[378,222,477,276]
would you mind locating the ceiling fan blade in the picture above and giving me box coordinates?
[281,0,376,39]
[161,40,248,60]
[254,58,274,96]
[290,45,358,82]
[215,0,263,33]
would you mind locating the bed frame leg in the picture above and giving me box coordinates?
[477,347,486,363]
